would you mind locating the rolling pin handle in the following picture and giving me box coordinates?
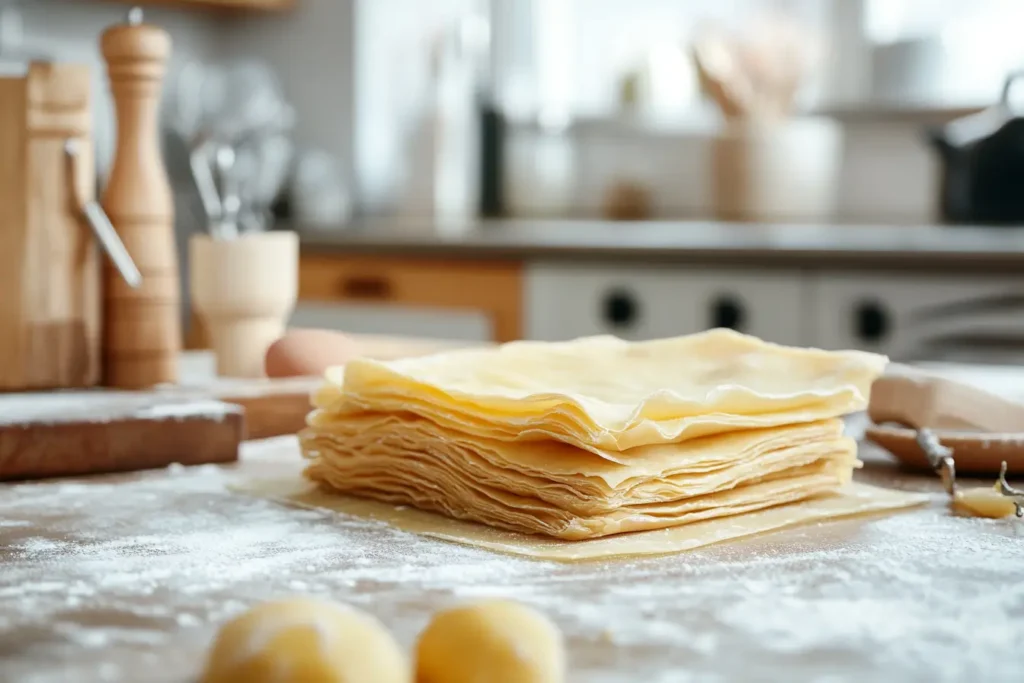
[64,138,143,289]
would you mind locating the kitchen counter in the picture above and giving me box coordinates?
[297,219,1024,270]
[3,436,1023,683]
[3,358,1024,681]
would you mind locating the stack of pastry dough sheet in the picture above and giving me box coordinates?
[300,329,896,542]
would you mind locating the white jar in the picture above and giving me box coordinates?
[711,117,843,222]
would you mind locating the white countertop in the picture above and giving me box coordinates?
[2,360,1023,682]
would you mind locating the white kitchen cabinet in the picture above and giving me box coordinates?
[290,303,492,342]
[808,274,1024,363]
[524,262,807,345]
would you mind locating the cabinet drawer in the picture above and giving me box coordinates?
[809,274,1024,362]
[525,262,806,345]
[298,255,523,342]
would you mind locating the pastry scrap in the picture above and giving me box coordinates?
[953,486,1019,519]
[953,462,1024,519]
[300,329,905,543]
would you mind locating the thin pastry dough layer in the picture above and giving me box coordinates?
[301,330,891,542]
[314,328,886,453]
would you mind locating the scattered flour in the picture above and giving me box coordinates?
[1,436,1022,683]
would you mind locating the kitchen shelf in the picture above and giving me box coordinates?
[812,103,986,125]
[507,103,986,138]
[110,0,297,13]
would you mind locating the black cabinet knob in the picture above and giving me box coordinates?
[603,289,640,329]
[710,295,746,331]
[854,300,890,342]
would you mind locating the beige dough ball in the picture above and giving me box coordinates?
[200,598,409,683]
[416,600,566,683]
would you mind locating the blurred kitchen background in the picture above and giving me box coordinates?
[10,0,1024,364]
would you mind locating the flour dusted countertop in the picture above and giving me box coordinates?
[2,433,1022,682]
[297,219,1024,270]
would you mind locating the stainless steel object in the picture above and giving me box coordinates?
[214,144,240,239]
[918,428,1024,516]
[190,138,223,223]
[167,57,297,239]
[63,139,142,289]
[997,462,1024,517]
[916,428,957,496]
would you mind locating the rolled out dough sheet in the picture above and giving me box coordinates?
[229,473,928,562]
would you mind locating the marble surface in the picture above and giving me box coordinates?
[297,219,1024,268]
[1,436,1023,683]
[4,359,1024,682]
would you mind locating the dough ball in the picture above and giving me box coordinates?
[416,600,566,683]
[201,597,409,683]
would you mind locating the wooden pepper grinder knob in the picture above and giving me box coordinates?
[100,8,181,388]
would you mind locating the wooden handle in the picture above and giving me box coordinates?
[99,9,181,388]
[339,275,394,300]
[869,365,1024,433]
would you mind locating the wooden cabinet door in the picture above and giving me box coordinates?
[299,255,523,342]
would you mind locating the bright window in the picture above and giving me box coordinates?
[864,0,1024,104]
[494,0,1024,117]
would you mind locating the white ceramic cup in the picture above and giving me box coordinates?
[189,231,298,378]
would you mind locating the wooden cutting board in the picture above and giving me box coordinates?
[0,394,245,481]
[160,376,322,441]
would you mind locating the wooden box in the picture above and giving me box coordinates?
[0,63,99,390]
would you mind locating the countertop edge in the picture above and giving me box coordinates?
[298,240,1024,272]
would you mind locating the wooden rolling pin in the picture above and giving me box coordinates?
[866,364,1024,475]
[100,8,181,388]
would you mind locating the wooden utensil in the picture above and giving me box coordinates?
[866,364,1024,475]
[0,63,100,390]
[0,394,244,481]
[692,36,748,119]
[865,426,1024,475]
[100,8,182,389]
[868,364,1024,433]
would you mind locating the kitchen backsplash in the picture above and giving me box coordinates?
[511,117,938,223]
[18,0,220,178]
[29,0,939,224]
[20,0,354,182]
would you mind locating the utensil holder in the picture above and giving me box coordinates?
[712,117,842,222]
[189,231,298,378]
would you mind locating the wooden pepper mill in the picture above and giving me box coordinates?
[100,8,181,388]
